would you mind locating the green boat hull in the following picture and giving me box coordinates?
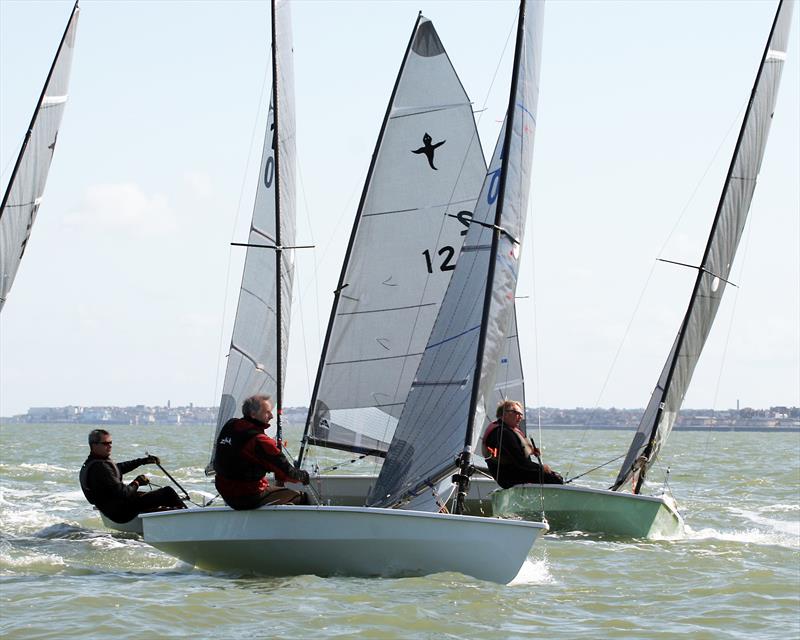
[491,484,684,539]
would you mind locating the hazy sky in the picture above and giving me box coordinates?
[1,0,798,417]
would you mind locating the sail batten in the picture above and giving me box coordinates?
[40,95,69,106]
[390,103,474,118]
[327,352,425,366]
[338,302,437,317]
[613,0,794,493]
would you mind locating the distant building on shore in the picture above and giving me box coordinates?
[2,404,798,429]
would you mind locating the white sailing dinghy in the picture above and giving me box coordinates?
[142,1,547,584]
[0,1,79,312]
[492,0,795,538]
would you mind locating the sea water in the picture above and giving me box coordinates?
[1,423,798,639]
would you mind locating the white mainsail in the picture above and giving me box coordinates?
[298,15,487,461]
[613,0,795,493]
[368,0,545,510]
[0,2,79,312]
[208,0,296,471]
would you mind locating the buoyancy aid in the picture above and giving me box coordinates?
[481,420,535,460]
[79,458,102,505]
[79,457,120,505]
[213,417,268,481]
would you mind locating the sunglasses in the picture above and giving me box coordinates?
[94,441,113,446]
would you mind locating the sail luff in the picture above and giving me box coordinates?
[0,1,79,311]
[613,0,794,493]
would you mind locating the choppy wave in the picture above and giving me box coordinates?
[0,544,67,572]
[1,423,799,638]
[684,523,800,548]
[727,506,800,541]
[33,522,106,540]
[761,502,800,513]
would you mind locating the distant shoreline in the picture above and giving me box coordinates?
[2,421,797,433]
[539,424,800,433]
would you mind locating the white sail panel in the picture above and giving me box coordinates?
[492,306,525,415]
[369,0,545,509]
[305,17,486,456]
[614,0,794,492]
[208,0,296,470]
[0,4,79,312]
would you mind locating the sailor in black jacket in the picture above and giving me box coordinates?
[79,429,186,523]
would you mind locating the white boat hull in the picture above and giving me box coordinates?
[100,511,143,535]
[491,483,684,538]
[141,505,546,583]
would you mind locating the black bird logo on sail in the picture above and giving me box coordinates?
[412,133,445,170]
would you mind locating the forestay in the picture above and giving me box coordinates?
[301,16,486,459]
[207,0,296,471]
[613,0,795,493]
[368,0,545,509]
[0,2,79,312]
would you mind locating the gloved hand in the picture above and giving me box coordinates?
[134,474,150,486]
[297,469,310,485]
[145,454,160,465]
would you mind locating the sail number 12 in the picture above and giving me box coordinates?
[422,246,456,273]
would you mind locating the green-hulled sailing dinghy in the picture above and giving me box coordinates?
[492,0,794,538]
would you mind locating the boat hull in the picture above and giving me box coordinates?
[491,484,683,538]
[100,511,143,535]
[141,505,546,583]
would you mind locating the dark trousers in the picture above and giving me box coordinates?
[490,462,565,489]
[101,486,187,523]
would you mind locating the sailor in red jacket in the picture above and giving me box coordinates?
[213,394,310,509]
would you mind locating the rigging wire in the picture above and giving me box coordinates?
[563,99,750,484]
[633,96,752,496]
[211,48,272,418]
[0,134,24,185]
[564,452,627,485]
[688,177,760,505]
[288,155,320,406]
